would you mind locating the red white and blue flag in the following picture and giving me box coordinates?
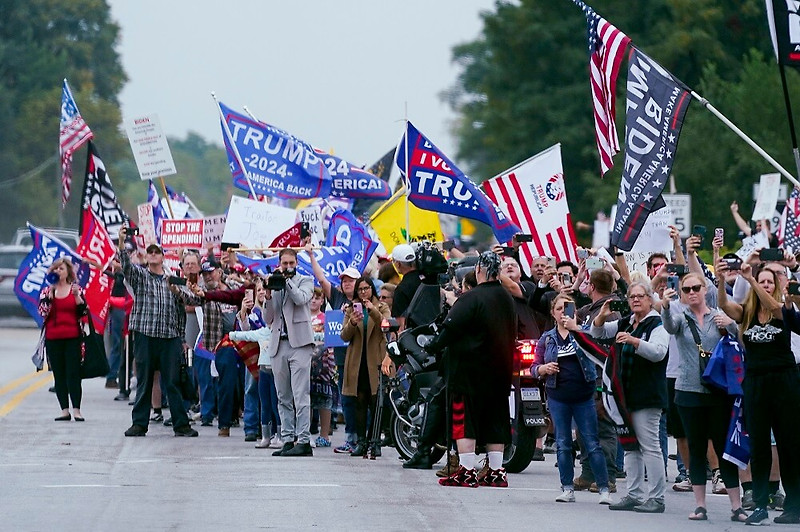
[483,145,578,269]
[395,121,520,244]
[60,79,93,207]
[573,1,631,176]
[778,186,800,252]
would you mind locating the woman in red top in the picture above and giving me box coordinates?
[38,258,87,421]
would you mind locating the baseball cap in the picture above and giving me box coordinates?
[339,267,361,280]
[391,244,416,263]
[201,259,220,272]
[145,244,163,254]
[722,253,740,260]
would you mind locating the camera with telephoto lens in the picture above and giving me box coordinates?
[414,241,449,285]
[266,269,286,291]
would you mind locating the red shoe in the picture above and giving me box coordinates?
[438,465,479,488]
[479,467,508,488]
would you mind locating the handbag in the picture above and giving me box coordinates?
[685,314,723,394]
[32,329,46,371]
[80,318,110,379]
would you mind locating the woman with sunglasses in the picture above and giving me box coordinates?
[661,272,745,521]
[717,260,800,525]
[341,275,391,457]
[590,281,669,514]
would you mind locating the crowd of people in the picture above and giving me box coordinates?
[35,213,800,526]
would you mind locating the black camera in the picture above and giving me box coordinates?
[266,270,286,291]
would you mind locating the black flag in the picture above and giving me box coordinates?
[767,0,800,68]
[80,141,128,240]
[352,147,396,216]
[611,48,691,251]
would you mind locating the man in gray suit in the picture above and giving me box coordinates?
[264,248,315,456]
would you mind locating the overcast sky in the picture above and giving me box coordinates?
[107,0,500,167]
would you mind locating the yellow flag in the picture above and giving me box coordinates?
[370,188,443,251]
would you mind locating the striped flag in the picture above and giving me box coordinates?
[573,1,631,176]
[59,79,93,207]
[778,186,800,252]
[483,144,578,272]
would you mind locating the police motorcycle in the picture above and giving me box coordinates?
[505,339,548,473]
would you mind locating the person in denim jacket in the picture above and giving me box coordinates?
[532,293,611,505]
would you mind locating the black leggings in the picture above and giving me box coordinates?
[46,337,82,410]
[677,399,738,489]
[354,355,377,440]
[743,369,800,512]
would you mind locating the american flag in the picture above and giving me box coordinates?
[573,1,630,176]
[59,79,93,207]
[778,186,800,252]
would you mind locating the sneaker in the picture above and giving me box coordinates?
[105,379,118,389]
[615,470,627,479]
[479,467,508,488]
[191,411,202,422]
[163,417,173,427]
[633,498,665,513]
[543,438,556,454]
[574,477,593,491]
[599,490,612,505]
[769,490,785,511]
[609,495,644,511]
[672,478,692,492]
[438,466,479,488]
[218,427,230,437]
[282,442,313,456]
[173,425,198,437]
[531,448,545,461]
[200,418,213,427]
[742,489,756,511]
[334,442,354,454]
[124,425,147,437]
[773,511,800,524]
[476,458,489,483]
[590,482,616,493]
[556,489,576,503]
[150,412,164,423]
[113,393,129,401]
[674,472,688,483]
[744,507,769,526]
[244,433,258,442]
[315,437,331,448]
[712,469,727,494]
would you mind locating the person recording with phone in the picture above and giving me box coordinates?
[589,281,669,513]
[532,294,612,505]
[117,227,197,438]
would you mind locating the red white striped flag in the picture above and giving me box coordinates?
[574,1,631,176]
[483,144,578,273]
[59,79,93,207]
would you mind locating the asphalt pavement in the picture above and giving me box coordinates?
[0,327,752,531]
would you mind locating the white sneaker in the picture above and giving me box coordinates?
[556,489,576,503]
[599,490,612,505]
[672,478,692,492]
[190,411,202,422]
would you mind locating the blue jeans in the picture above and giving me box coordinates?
[106,307,125,380]
[337,364,357,444]
[243,370,260,435]
[548,396,609,490]
[194,356,216,422]
[214,347,239,429]
[258,367,280,435]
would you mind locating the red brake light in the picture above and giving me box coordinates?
[516,341,536,364]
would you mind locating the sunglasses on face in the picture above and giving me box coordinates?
[681,284,703,293]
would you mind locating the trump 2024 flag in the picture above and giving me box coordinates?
[483,144,579,270]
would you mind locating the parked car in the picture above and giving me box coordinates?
[0,228,79,320]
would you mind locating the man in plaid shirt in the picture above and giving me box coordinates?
[118,227,197,438]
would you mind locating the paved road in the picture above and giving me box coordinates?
[0,327,747,531]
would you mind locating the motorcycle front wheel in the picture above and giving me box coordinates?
[389,412,445,465]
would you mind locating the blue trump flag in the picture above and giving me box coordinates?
[14,224,90,326]
[395,121,520,243]
[237,246,354,287]
[326,209,377,273]
[219,102,331,200]
[313,149,391,200]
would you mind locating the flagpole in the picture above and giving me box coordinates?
[690,91,800,188]
[211,92,259,199]
[403,103,410,243]
[158,176,175,219]
[777,63,800,181]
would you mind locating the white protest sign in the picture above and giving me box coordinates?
[663,194,692,237]
[630,206,672,254]
[735,231,770,260]
[203,214,227,252]
[136,203,158,245]
[221,196,297,248]
[752,173,781,221]
[297,206,325,246]
[624,250,669,277]
[592,219,610,249]
[125,114,177,180]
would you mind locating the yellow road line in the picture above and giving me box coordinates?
[0,373,54,417]
[0,370,48,396]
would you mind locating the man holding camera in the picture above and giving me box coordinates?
[263,248,315,456]
[117,228,197,438]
